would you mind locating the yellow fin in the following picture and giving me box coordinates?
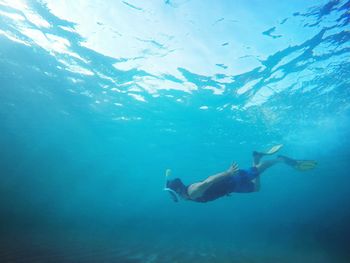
[265,144,283,155]
[295,160,317,171]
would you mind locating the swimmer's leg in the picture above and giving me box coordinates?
[256,154,317,174]
[252,144,283,166]
[256,158,283,174]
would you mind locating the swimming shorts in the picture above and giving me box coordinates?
[232,167,259,193]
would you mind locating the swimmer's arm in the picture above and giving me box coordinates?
[202,162,239,185]
[187,163,239,199]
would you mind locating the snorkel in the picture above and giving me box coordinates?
[163,169,180,202]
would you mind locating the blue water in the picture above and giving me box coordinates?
[1,0,350,262]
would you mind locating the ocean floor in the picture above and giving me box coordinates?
[1,226,348,263]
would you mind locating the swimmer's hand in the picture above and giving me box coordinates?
[227,162,239,176]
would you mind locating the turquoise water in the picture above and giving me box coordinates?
[1,0,350,262]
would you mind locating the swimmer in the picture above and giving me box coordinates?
[164,145,317,203]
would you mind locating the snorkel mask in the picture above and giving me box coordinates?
[163,169,181,202]
[164,187,179,202]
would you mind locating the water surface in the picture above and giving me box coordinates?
[0,0,350,262]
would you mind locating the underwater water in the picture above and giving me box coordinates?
[1,0,350,262]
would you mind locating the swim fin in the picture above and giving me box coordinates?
[278,155,317,171]
[265,144,283,155]
[294,160,317,171]
[253,144,283,163]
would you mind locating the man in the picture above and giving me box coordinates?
[164,145,317,203]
